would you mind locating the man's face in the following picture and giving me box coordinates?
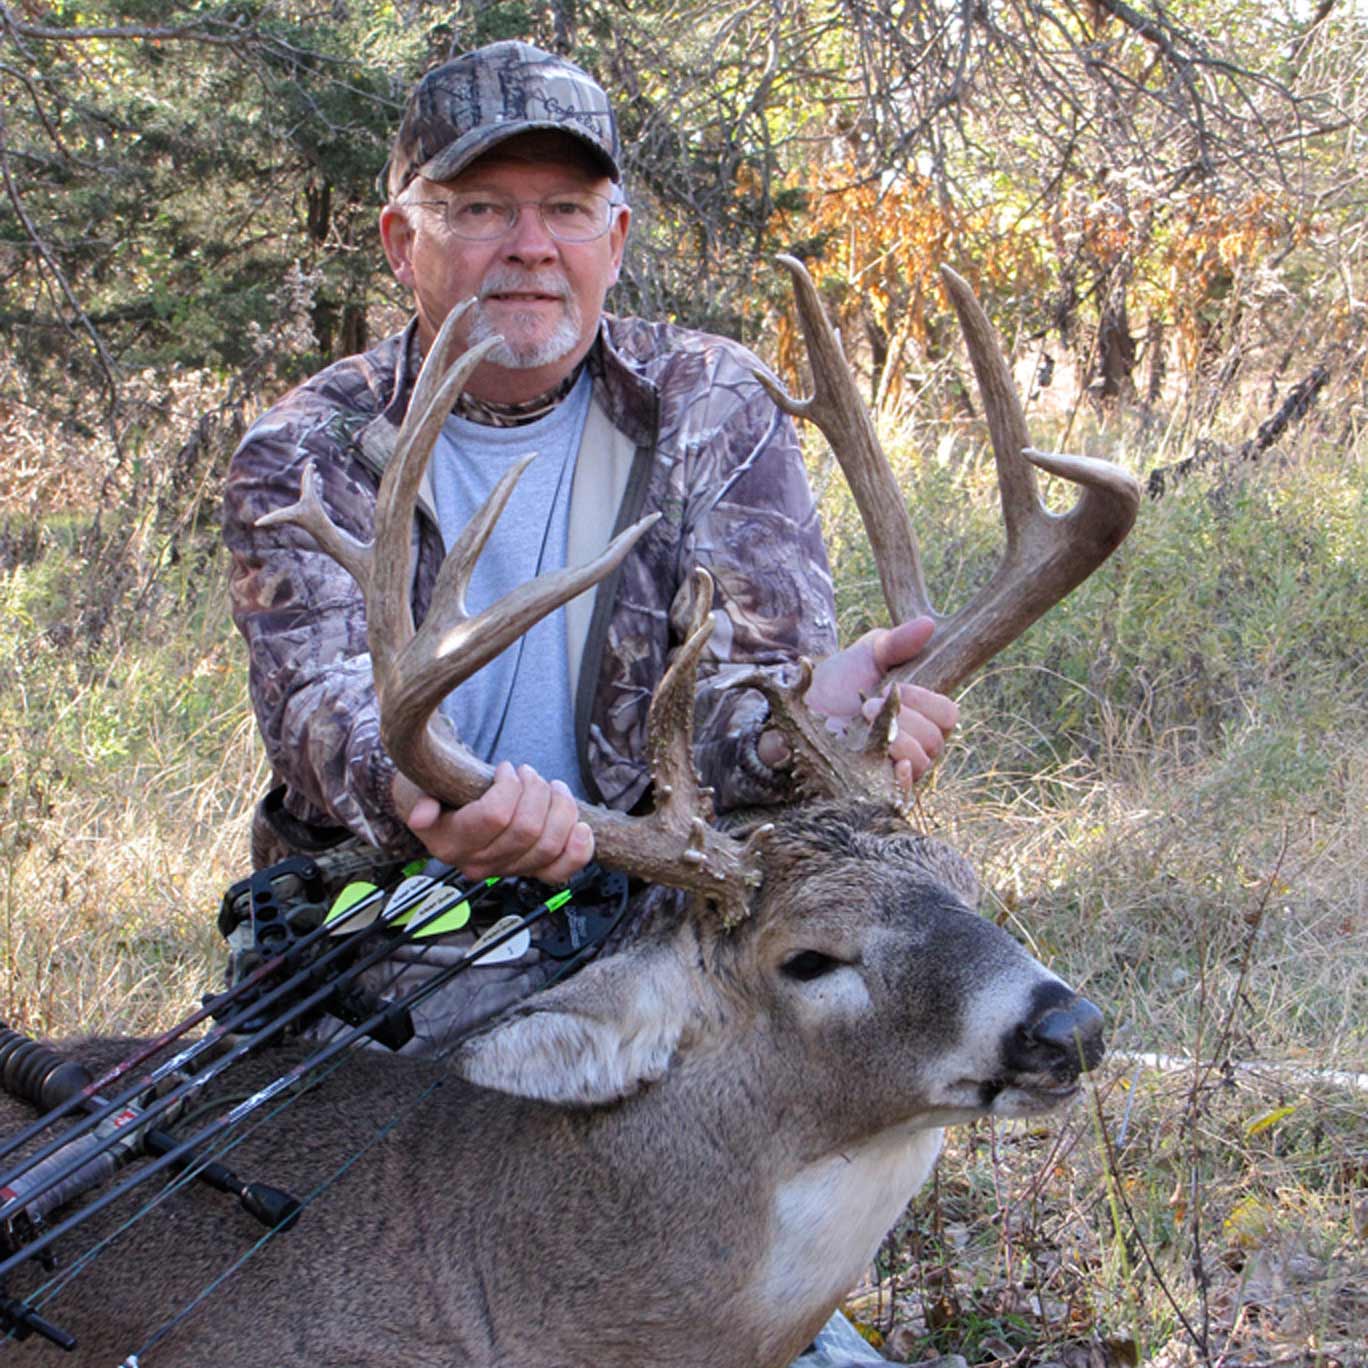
[381,136,629,403]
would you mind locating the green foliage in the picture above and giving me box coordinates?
[819,424,1367,809]
[3,1,420,401]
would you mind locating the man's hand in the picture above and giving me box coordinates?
[757,617,959,793]
[392,762,595,884]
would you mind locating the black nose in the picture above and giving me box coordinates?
[1006,997,1105,1077]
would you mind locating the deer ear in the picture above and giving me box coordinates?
[453,949,694,1106]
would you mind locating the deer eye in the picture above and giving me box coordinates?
[781,950,843,982]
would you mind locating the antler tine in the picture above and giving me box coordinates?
[425,451,537,623]
[369,309,505,669]
[256,462,373,589]
[381,497,663,757]
[756,254,933,626]
[400,296,478,450]
[937,266,1041,546]
[879,267,1141,695]
[642,568,717,815]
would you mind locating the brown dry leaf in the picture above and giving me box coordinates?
[1167,1176,1187,1224]
[1101,1337,1139,1367]
[1057,1345,1108,1368]
[924,1294,960,1332]
[878,1324,925,1362]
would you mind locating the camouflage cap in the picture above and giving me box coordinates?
[385,40,621,199]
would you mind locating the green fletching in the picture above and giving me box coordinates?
[325,882,379,926]
[391,888,473,937]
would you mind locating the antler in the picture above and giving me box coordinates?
[749,255,1141,803]
[258,299,768,925]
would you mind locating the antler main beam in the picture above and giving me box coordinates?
[753,257,931,626]
[911,266,1141,694]
[760,255,1140,697]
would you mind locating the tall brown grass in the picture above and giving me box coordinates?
[0,365,1363,1365]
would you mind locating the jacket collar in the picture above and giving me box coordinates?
[354,319,423,479]
[585,317,658,448]
[385,317,426,431]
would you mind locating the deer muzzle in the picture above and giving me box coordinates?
[990,983,1105,1110]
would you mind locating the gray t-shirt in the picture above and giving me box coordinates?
[428,371,591,797]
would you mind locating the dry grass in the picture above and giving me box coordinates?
[1,714,264,1036]
[819,398,1368,1366]
[0,517,265,1037]
[0,380,1364,1366]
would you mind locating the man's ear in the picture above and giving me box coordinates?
[379,202,417,288]
[606,202,631,287]
[453,944,694,1107]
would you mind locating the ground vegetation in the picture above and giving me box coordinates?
[1,2,1364,1365]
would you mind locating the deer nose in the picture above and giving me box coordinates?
[1006,995,1105,1078]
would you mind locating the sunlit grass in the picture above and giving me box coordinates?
[814,402,1367,1366]
[0,379,1364,1366]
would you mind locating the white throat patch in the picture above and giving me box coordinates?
[749,1125,945,1352]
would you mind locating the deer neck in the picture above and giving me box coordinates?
[746,1123,945,1358]
[654,1038,944,1359]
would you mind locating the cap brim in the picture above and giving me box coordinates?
[416,120,620,184]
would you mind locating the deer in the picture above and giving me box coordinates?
[0,258,1138,1367]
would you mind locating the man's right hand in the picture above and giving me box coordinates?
[391,762,595,884]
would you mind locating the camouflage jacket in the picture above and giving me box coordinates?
[223,313,838,856]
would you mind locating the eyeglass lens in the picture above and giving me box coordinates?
[442,191,614,242]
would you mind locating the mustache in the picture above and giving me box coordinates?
[477,269,571,300]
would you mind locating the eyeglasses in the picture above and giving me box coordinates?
[411,190,621,244]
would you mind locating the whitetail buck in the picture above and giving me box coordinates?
[0,260,1137,1366]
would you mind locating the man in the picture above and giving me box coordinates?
[226,38,955,892]
[223,38,956,1368]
